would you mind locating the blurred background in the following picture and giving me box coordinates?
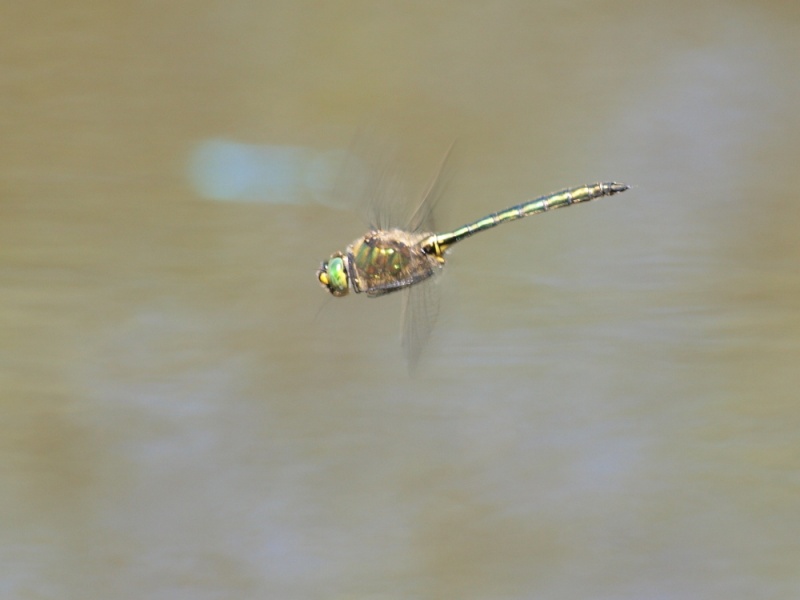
[2,1,799,598]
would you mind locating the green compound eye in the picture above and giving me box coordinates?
[317,255,349,297]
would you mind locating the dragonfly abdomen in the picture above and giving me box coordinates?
[428,181,628,253]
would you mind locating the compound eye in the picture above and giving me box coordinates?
[317,255,349,297]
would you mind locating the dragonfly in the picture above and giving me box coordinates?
[317,156,629,367]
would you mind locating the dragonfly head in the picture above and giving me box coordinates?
[317,252,349,297]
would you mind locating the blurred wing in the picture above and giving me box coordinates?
[401,275,441,372]
[335,126,456,232]
[327,129,390,230]
[334,125,417,231]
[407,141,457,233]
[370,162,407,231]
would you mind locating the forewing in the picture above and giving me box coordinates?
[407,141,457,233]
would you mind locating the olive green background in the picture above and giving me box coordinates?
[2,2,799,598]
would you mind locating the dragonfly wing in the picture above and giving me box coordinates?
[327,129,405,231]
[339,132,456,231]
[407,141,457,233]
[371,164,407,231]
[400,275,440,371]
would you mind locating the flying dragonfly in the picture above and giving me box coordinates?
[317,152,629,367]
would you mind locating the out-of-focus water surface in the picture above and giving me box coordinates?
[2,2,799,598]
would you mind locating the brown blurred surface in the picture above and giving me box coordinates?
[2,2,800,598]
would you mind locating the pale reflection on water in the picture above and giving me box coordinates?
[2,2,800,598]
